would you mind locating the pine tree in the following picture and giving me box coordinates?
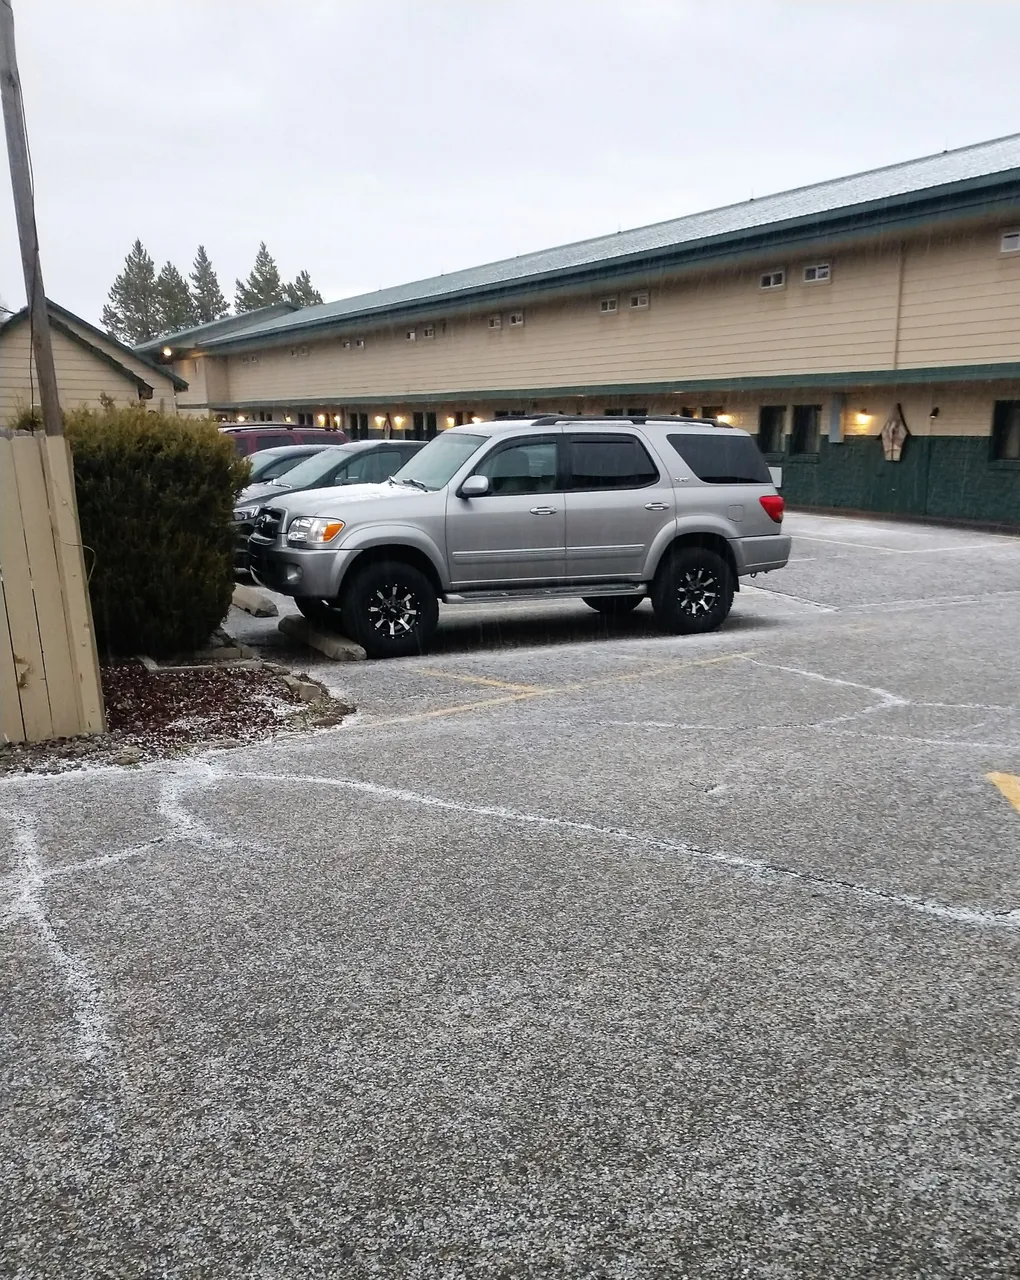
[283,269,324,308]
[234,242,284,313]
[101,239,159,343]
[189,245,229,323]
[155,261,198,334]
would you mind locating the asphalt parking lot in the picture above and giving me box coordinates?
[3,511,1020,1279]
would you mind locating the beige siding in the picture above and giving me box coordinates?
[217,244,904,405]
[0,324,143,423]
[896,228,1020,368]
[58,315,179,406]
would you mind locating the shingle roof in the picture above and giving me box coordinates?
[135,301,298,355]
[165,132,1020,352]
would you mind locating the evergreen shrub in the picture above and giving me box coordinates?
[64,404,249,657]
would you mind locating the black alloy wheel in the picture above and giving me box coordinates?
[651,546,734,635]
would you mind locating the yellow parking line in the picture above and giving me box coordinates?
[988,772,1020,814]
[354,649,752,731]
[416,667,547,693]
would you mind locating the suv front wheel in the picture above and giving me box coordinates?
[651,546,734,635]
[340,560,439,659]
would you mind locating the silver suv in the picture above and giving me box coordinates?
[247,415,790,659]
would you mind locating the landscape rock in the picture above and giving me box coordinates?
[112,746,144,766]
[278,614,367,662]
[280,674,324,703]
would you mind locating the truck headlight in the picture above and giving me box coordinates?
[233,504,262,521]
[286,516,346,545]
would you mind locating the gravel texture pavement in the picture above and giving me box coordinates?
[2,512,1020,1278]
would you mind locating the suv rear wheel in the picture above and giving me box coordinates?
[651,546,733,634]
[340,560,439,659]
[582,595,643,617]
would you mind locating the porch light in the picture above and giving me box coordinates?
[716,413,734,425]
[236,414,246,423]
[374,415,386,427]
[317,413,327,426]
[284,415,293,423]
[161,346,173,358]
[471,415,483,424]
[446,416,456,428]
[394,415,405,427]
[855,411,872,427]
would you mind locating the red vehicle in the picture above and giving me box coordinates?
[219,425,345,456]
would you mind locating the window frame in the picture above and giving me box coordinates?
[599,296,618,315]
[759,269,786,291]
[990,400,1020,462]
[563,431,661,493]
[467,434,562,496]
[802,263,831,284]
[789,404,822,457]
[757,405,787,456]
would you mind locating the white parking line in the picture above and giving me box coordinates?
[226,769,1020,932]
[793,535,1012,555]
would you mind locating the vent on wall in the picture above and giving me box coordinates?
[1001,231,1020,254]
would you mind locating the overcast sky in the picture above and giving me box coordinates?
[2,0,1019,324]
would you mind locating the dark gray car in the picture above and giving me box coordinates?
[234,440,426,573]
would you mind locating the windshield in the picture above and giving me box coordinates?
[248,449,317,483]
[389,432,486,491]
[270,445,356,489]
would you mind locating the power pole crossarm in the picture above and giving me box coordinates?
[0,0,62,436]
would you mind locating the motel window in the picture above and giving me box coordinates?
[758,405,786,454]
[803,263,831,283]
[423,324,435,338]
[760,269,786,290]
[701,406,723,421]
[509,310,525,327]
[991,400,1020,461]
[488,315,502,330]
[790,404,822,455]
[630,292,649,309]
[599,297,618,314]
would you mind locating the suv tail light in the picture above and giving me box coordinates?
[759,494,785,523]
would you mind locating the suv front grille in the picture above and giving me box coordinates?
[252,507,285,541]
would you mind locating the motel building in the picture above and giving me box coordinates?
[139,135,1020,529]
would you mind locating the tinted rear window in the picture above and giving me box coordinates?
[668,433,772,484]
[567,435,659,490]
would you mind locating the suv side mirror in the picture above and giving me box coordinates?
[459,474,489,498]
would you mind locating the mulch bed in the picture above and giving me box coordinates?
[0,662,352,776]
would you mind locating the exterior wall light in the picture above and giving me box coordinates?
[471,415,483,424]
[333,415,342,427]
[284,415,293,423]
[446,416,456,428]
[855,411,872,427]
[394,415,405,428]
[236,414,246,423]
[161,346,173,358]
[316,413,327,426]
[716,413,735,425]
[374,415,386,427]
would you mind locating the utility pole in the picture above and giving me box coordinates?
[0,0,62,436]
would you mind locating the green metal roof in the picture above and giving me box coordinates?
[153,133,1020,354]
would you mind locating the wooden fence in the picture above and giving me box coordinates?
[0,431,105,743]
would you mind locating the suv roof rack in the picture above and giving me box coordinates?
[527,414,723,427]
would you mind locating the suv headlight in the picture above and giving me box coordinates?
[286,516,346,545]
[233,504,262,521]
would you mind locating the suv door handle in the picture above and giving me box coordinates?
[530,505,557,515]
[644,502,669,511]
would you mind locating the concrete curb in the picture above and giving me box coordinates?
[278,614,367,662]
[232,583,279,617]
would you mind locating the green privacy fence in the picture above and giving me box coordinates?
[779,436,1020,528]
